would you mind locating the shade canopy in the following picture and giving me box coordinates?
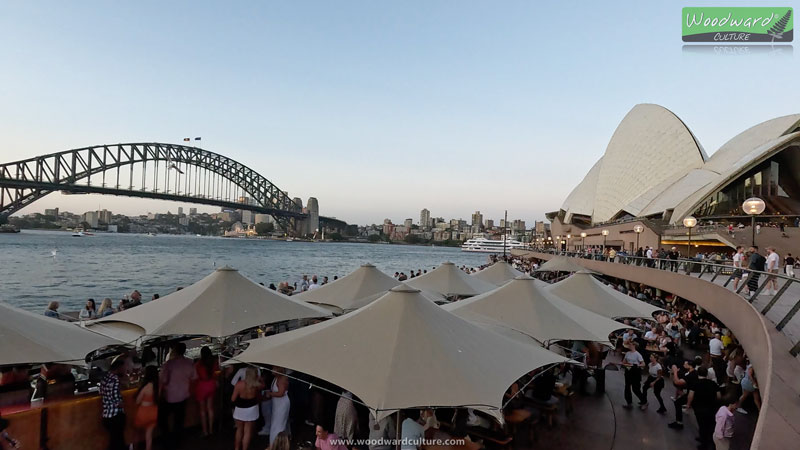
[0,302,120,365]
[404,262,496,297]
[534,256,594,273]
[294,263,401,312]
[233,285,567,419]
[546,271,664,320]
[472,261,525,286]
[443,275,625,345]
[94,267,331,338]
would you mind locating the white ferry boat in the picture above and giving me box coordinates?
[461,236,528,253]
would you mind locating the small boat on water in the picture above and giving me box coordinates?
[72,231,84,237]
[0,224,20,233]
[147,232,157,237]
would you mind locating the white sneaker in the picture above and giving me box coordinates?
[736,407,748,415]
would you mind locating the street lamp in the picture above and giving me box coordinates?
[601,229,609,255]
[633,224,644,251]
[683,216,697,257]
[580,232,587,251]
[566,234,571,252]
[742,197,766,247]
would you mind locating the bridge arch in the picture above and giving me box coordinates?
[0,143,304,230]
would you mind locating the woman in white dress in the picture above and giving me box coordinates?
[265,366,290,445]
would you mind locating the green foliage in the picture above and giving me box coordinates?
[367,234,382,242]
[329,232,345,241]
[255,222,275,236]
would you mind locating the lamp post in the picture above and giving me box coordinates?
[580,232,587,252]
[683,216,697,257]
[633,224,644,252]
[555,235,560,252]
[566,234,571,252]
[742,197,766,247]
[601,229,609,255]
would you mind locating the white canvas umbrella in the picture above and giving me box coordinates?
[404,262,496,297]
[534,256,595,273]
[0,302,121,365]
[93,266,331,338]
[444,275,625,346]
[294,263,401,313]
[546,271,664,320]
[232,285,567,420]
[472,261,525,286]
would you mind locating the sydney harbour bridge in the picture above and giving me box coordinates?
[0,142,346,234]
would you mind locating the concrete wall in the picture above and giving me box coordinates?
[530,252,800,450]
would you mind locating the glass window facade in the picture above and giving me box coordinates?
[692,145,800,217]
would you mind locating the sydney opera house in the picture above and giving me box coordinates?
[547,104,800,255]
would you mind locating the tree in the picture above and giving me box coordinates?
[255,222,275,236]
[404,234,421,244]
[367,234,382,242]
[329,232,345,241]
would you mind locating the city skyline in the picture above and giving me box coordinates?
[3,1,800,225]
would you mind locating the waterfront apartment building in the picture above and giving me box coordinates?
[44,208,59,218]
[471,211,483,229]
[404,218,413,229]
[420,208,431,229]
[189,207,197,216]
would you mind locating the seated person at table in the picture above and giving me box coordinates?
[643,327,658,344]
[530,368,559,406]
[401,410,424,450]
[504,382,532,423]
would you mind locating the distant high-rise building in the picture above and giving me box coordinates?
[306,197,320,235]
[255,214,273,224]
[499,219,506,229]
[178,207,184,216]
[420,209,431,229]
[471,211,483,230]
[486,219,494,229]
[44,208,59,218]
[512,219,526,233]
[241,210,255,225]
[98,209,112,225]
[189,207,198,216]
[404,218,413,229]
[82,211,99,228]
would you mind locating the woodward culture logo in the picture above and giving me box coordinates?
[682,7,793,42]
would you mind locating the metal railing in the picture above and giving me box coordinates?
[534,249,800,356]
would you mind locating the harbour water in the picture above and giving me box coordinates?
[0,230,488,312]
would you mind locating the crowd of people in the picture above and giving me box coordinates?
[10,249,775,450]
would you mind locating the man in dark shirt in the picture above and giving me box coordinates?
[745,246,766,296]
[667,247,679,272]
[668,360,698,429]
[100,357,127,450]
[687,367,720,449]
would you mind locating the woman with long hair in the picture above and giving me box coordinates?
[268,431,291,450]
[134,366,159,450]
[97,298,114,317]
[264,366,290,446]
[78,298,96,320]
[194,346,218,437]
[232,367,262,450]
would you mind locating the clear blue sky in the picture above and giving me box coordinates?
[1,1,799,225]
